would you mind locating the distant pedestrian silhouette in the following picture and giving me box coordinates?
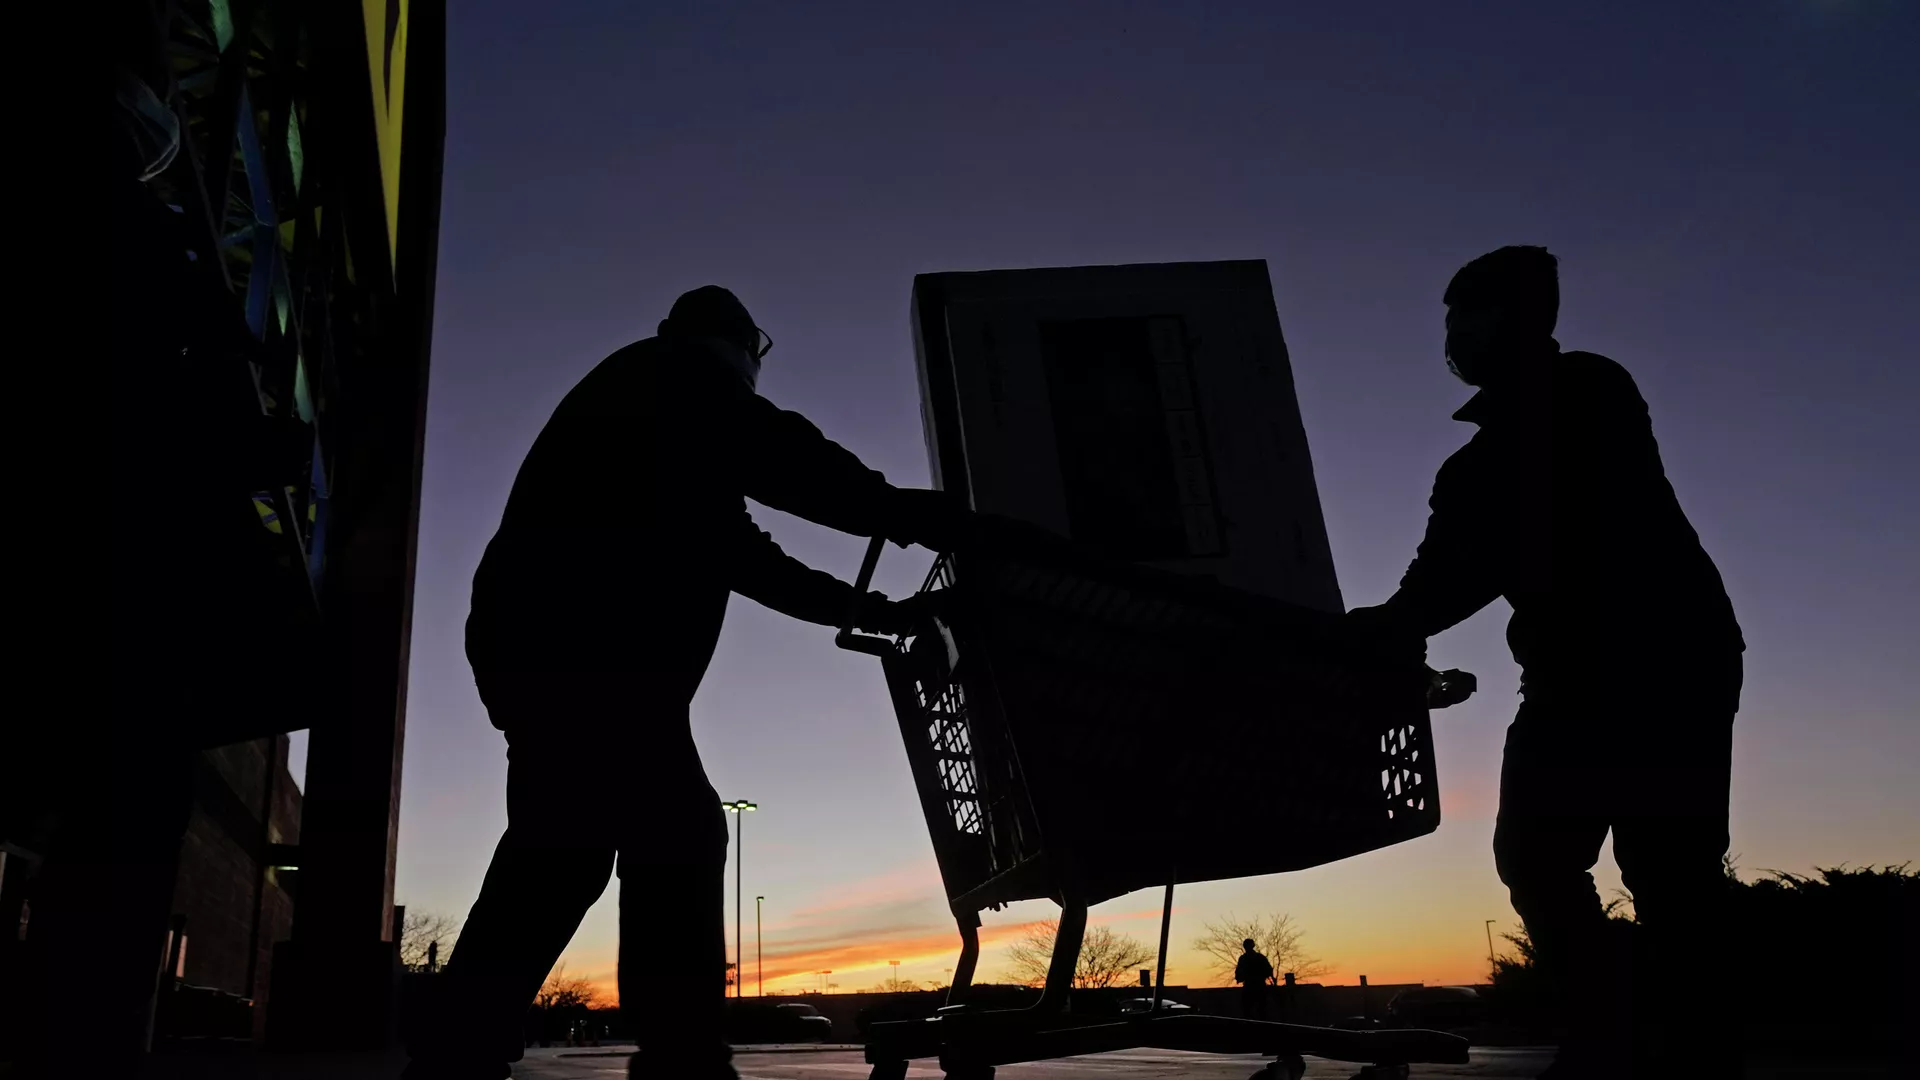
[1349,247,1744,1077]
[404,286,967,1080]
[1234,939,1274,1020]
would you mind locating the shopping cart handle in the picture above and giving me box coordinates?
[835,628,897,656]
[837,536,896,655]
[1426,667,1477,709]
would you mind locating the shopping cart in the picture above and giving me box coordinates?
[836,524,1478,1080]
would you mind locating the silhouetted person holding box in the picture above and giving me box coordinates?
[405,287,965,1080]
[1234,939,1274,1020]
[1349,247,1743,1078]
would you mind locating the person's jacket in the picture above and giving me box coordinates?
[1235,952,1274,987]
[467,336,934,679]
[1380,347,1743,692]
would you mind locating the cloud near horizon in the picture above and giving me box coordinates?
[565,894,1184,1000]
[556,854,1495,1002]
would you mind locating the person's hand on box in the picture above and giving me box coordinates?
[1344,604,1429,667]
[886,488,972,552]
[854,591,936,637]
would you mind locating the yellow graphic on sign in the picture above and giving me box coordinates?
[362,0,408,276]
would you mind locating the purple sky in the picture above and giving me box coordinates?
[349,1,1918,990]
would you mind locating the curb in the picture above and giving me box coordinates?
[558,1044,864,1059]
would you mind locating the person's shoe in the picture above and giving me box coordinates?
[627,1063,737,1080]
[1535,1063,1604,1080]
[1536,1049,1631,1080]
[626,1049,738,1080]
[401,1057,513,1080]
[1641,1050,1744,1080]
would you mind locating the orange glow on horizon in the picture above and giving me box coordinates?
[561,902,1495,1006]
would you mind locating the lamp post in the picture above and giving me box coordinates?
[756,896,764,997]
[1484,920,1498,979]
[723,800,757,997]
[889,959,901,990]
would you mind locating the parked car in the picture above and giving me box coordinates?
[1386,985,1485,1029]
[854,990,948,1038]
[725,1001,833,1043]
[1118,997,1193,1016]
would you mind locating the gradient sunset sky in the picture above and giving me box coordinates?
[324,1,1918,998]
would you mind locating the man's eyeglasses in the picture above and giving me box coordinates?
[751,327,773,360]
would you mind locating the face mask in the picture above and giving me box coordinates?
[703,338,762,391]
[1444,336,1475,385]
[1443,307,1498,386]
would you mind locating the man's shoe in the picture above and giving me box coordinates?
[1536,1049,1631,1080]
[626,1049,738,1080]
[1536,1064,1606,1080]
[401,1057,513,1080]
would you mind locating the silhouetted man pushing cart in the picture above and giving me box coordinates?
[406,287,966,1080]
[1350,247,1745,1078]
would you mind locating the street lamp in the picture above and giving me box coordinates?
[756,896,765,997]
[1484,920,1498,979]
[723,800,757,997]
[889,960,901,990]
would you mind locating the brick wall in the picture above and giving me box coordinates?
[163,735,301,1039]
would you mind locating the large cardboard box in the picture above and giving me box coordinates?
[911,260,1343,613]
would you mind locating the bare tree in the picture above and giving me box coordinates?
[1191,913,1330,986]
[400,910,461,972]
[1078,924,1156,989]
[1004,920,1153,990]
[870,974,923,994]
[534,963,602,1011]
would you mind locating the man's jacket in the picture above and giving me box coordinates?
[1235,952,1274,987]
[467,337,917,681]
[1383,348,1743,692]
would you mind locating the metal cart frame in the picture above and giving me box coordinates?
[837,535,1477,1080]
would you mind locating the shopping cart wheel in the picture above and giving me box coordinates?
[867,1062,908,1080]
[1252,1054,1306,1080]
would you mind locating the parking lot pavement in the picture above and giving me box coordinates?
[515,1046,1561,1079]
[515,1046,1903,1080]
[129,1044,1901,1079]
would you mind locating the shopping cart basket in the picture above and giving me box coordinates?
[836,526,1478,1080]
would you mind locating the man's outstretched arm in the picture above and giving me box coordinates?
[1367,450,1503,639]
[729,509,907,631]
[732,391,967,551]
